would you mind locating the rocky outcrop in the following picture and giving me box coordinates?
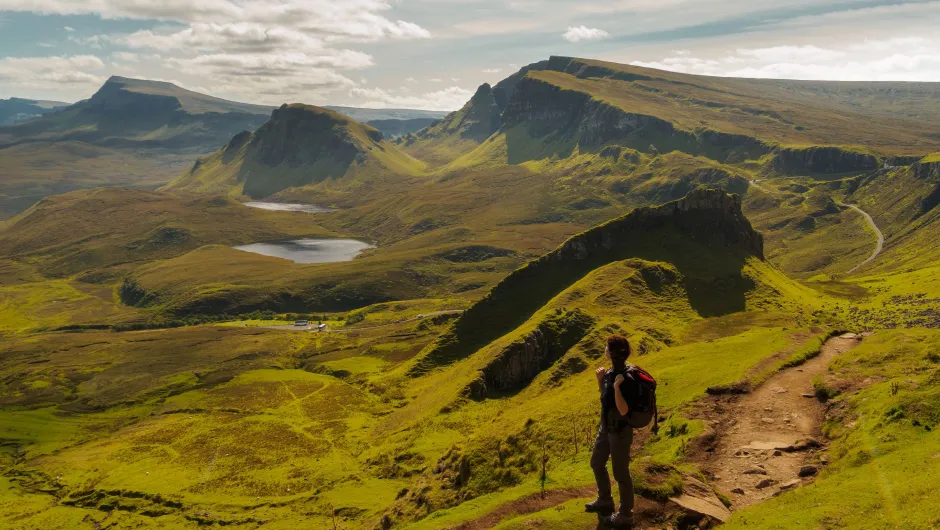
[770,146,879,175]
[913,158,940,181]
[501,76,770,163]
[412,189,764,373]
[460,84,503,139]
[466,309,594,399]
[913,157,940,214]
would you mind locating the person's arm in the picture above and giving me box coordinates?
[613,375,630,416]
[595,367,606,395]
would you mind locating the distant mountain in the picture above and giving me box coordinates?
[0,76,273,151]
[326,106,448,138]
[0,97,70,125]
[164,103,424,199]
[325,106,448,122]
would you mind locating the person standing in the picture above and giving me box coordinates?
[585,335,635,529]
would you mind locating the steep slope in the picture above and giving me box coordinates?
[843,154,940,273]
[0,97,70,125]
[164,103,424,199]
[412,189,767,373]
[401,83,504,165]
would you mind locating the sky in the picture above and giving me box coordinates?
[1,0,940,110]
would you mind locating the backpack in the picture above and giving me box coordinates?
[621,365,659,431]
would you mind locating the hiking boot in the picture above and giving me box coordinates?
[602,511,634,529]
[584,497,615,514]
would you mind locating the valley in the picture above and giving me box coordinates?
[1,56,940,530]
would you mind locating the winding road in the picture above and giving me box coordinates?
[843,204,885,274]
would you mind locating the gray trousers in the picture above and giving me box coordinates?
[590,427,634,515]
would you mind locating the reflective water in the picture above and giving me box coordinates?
[233,239,373,264]
[243,202,333,213]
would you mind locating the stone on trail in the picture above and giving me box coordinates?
[801,393,815,398]
[761,417,775,424]
[773,479,802,496]
[669,476,732,523]
[744,467,768,475]
[799,465,818,477]
[731,488,745,495]
[755,478,777,489]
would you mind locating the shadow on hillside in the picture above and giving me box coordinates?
[415,224,755,373]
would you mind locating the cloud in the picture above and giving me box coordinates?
[0,0,429,102]
[63,25,74,31]
[0,55,106,93]
[111,51,140,62]
[483,68,502,73]
[630,38,940,81]
[348,86,472,111]
[563,25,609,43]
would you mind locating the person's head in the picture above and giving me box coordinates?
[605,335,631,369]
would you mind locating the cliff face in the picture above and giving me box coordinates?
[913,158,940,214]
[466,309,594,399]
[413,189,765,373]
[501,76,770,163]
[771,146,879,175]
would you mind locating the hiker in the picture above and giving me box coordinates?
[586,335,635,528]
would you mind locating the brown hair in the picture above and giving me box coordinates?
[607,335,631,361]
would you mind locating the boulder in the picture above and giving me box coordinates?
[668,477,732,523]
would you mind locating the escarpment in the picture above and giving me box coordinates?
[501,76,771,163]
[466,309,595,400]
[412,189,764,373]
[770,146,879,175]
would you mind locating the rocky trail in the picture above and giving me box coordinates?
[445,333,864,530]
[693,333,863,509]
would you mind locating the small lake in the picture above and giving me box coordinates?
[233,239,374,264]
[244,202,333,213]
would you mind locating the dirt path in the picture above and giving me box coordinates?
[843,204,884,274]
[695,333,862,508]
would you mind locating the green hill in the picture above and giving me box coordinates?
[164,104,425,199]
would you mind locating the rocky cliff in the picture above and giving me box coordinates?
[500,76,770,163]
[466,309,595,399]
[913,157,940,214]
[769,146,879,175]
[412,189,765,373]
[419,83,502,141]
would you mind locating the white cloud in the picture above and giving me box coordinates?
[631,37,940,81]
[483,68,502,73]
[430,78,442,82]
[0,0,429,102]
[405,77,416,83]
[563,25,609,43]
[0,55,106,93]
[63,25,74,31]
[111,51,139,62]
[349,86,472,111]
